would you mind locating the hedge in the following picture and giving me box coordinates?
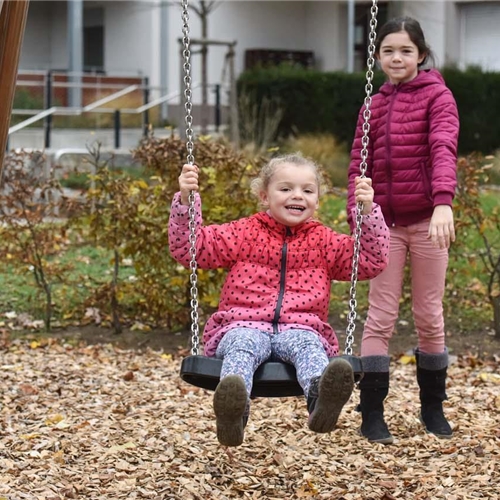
[237,65,500,155]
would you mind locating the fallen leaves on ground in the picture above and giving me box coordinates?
[1,341,499,500]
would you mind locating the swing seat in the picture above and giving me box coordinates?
[180,355,363,398]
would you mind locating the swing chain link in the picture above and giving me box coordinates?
[182,0,200,356]
[345,0,378,356]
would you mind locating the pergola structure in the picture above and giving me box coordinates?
[0,0,30,174]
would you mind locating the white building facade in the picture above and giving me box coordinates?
[18,0,500,93]
[10,0,500,151]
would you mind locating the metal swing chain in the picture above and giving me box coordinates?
[181,0,200,356]
[344,0,378,356]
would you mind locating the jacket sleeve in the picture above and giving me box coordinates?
[168,192,242,269]
[428,87,459,207]
[326,204,389,282]
[347,105,374,230]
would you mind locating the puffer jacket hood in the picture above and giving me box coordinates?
[348,68,459,228]
[169,193,390,357]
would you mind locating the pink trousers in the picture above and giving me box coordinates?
[361,219,449,356]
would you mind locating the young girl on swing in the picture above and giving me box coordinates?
[347,17,460,444]
[170,153,390,447]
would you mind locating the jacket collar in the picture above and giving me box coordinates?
[379,68,445,96]
[255,210,320,235]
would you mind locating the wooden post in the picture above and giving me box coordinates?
[0,0,30,175]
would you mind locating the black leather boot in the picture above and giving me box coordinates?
[415,350,453,438]
[359,371,394,444]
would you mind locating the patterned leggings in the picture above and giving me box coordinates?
[215,328,329,398]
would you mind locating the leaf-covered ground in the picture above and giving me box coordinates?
[1,339,499,500]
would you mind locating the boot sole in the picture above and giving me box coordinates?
[359,428,395,445]
[213,375,248,447]
[309,358,354,433]
[419,415,453,439]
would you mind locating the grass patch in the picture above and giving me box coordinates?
[0,237,136,325]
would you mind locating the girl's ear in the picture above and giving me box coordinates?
[418,52,426,64]
[259,191,269,206]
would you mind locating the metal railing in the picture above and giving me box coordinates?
[9,84,140,134]
[9,70,230,150]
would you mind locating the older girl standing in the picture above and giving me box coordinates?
[347,17,459,444]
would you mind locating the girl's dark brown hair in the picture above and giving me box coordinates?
[375,16,434,67]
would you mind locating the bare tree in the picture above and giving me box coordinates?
[188,1,221,130]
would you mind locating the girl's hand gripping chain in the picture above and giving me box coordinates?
[179,164,199,206]
[354,176,374,215]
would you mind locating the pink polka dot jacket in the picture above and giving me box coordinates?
[169,192,389,357]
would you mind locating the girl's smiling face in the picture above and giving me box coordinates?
[377,30,426,84]
[259,163,319,227]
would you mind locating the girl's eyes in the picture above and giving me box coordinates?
[279,187,315,194]
[382,48,415,55]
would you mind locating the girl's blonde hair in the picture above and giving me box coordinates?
[250,153,325,199]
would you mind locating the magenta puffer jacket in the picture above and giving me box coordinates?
[348,69,459,227]
[169,193,389,357]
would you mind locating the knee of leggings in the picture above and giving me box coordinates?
[290,330,323,353]
[227,329,271,357]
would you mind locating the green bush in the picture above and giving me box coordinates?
[238,65,500,155]
[13,87,44,109]
[115,135,266,329]
[443,67,500,155]
[282,133,350,188]
[238,65,384,149]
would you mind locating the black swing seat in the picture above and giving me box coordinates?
[180,355,363,398]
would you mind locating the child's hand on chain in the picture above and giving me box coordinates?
[354,176,374,215]
[179,164,199,205]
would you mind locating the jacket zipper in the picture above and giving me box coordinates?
[385,88,398,226]
[272,227,291,334]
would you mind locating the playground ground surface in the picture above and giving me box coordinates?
[0,318,500,500]
[0,322,499,499]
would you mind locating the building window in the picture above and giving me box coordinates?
[84,8,104,72]
[354,2,388,72]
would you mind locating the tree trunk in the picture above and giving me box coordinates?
[111,248,122,334]
[492,295,500,338]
